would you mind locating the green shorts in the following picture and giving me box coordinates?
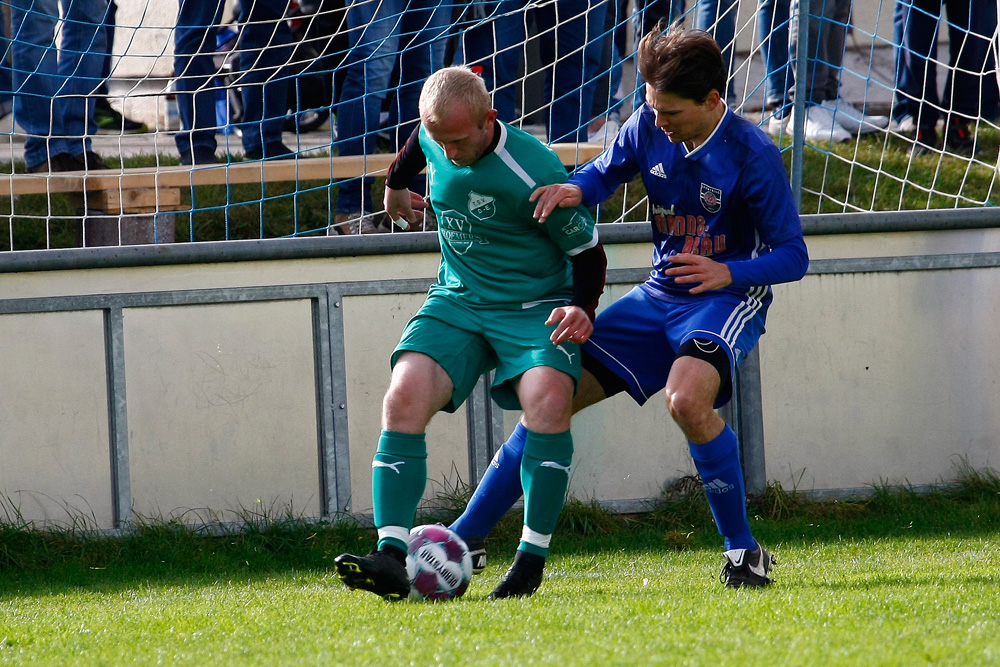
[390,294,581,412]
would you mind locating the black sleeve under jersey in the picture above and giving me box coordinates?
[569,243,607,322]
[385,124,426,190]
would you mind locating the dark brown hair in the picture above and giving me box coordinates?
[637,22,727,103]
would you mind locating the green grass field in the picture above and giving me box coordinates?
[2,470,999,666]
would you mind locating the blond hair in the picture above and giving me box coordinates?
[419,66,492,127]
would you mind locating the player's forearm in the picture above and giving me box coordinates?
[569,243,608,321]
[726,237,809,287]
[386,125,426,190]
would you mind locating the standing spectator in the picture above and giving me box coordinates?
[775,0,888,143]
[332,0,451,235]
[174,0,293,165]
[460,1,609,144]
[10,0,110,172]
[892,0,998,156]
[94,0,147,134]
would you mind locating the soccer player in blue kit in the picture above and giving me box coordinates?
[449,24,810,589]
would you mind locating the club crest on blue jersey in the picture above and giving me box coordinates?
[700,183,722,213]
[440,209,488,255]
[468,191,496,220]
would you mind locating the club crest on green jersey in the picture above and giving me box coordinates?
[468,192,496,220]
[440,209,489,255]
[560,212,590,237]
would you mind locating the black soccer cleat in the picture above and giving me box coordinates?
[334,550,410,601]
[719,545,775,589]
[464,536,487,575]
[488,551,544,599]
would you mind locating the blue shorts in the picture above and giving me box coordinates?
[582,285,770,408]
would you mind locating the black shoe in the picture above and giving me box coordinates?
[488,551,544,600]
[464,536,487,575]
[27,152,83,173]
[719,545,775,589]
[244,143,295,161]
[334,549,410,601]
[944,118,976,157]
[76,151,109,170]
[95,97,148,133]
[180,148,219,166]
[910,126,940,156]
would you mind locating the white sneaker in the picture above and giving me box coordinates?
[891,114,916,134]
[820,97,889,135]
[587,119,620,146]
[787,104,851,144]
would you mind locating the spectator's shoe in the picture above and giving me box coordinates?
[27,152,84,173]
[892,114,916,134]
[719,545,774,589]
[790,104,850,144]
[76,151,109,171]
[245,143,295,161]
[910,126,941,157]
[820,97,889,135]
[944,118,976,157]
[763,103,788,138]
[334,550,410,601]
[95,97,148,134]
[464,536,487,575]
[488,551,544,599]
[180,148,219,166]
[330,212,384,235]
[587,118,620,147]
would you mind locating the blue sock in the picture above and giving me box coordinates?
[450,422,527,540]
[688,425,756,551]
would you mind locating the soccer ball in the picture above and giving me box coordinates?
[406,524,473,601]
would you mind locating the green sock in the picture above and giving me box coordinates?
[372,430,427,552]
[519,429,573,558]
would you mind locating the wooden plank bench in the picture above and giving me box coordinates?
[0,143,606,215]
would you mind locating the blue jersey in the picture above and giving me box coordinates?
[571,105,808,302]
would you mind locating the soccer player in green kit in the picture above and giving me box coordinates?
[333,66,608,600]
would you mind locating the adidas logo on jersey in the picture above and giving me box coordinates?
[649,163,667,179]
[704,477,734,494]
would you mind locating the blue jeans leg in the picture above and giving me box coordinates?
[236,0,293,154]
[174,0,226,157]
[757,0,791,109]
[335,0,404,214]
[11,0,108,167]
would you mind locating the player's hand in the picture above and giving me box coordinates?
[663,253,733,294]
[529,183,584,224]
[546,305,594,345]
[383,188,427,230]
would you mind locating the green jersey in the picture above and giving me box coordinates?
[420,121,599,309]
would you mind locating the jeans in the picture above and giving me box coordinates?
[461,0,608,144]
[788,0,850,105]
[335,0,451,214]
[10,0,110,169]
[756,0,791,109]
[892,0,998,126]
[174,0,293,157]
